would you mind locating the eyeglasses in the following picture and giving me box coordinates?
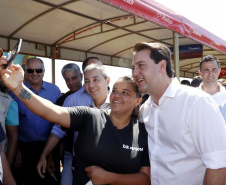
[26,69,44,74]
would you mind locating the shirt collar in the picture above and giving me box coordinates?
[162,78,179,98]
[151,78,179,106]
[89,93,110,109]
[199,82,225,93]
[25,81,46,90]
[80,85,87,94]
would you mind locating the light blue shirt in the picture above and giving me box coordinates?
[10,81,61,142]
[51,85,92,138]
[5,101,19,126]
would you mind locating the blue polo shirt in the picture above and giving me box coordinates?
[10,81,61,142]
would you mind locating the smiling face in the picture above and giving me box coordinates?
[63,70,82,93]
[25,59,45,86]
[199,60,221,85]
[132,49,160,95]
[110,78,141,116]
[84,69,109,101]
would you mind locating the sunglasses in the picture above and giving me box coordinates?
[26,69,44,73]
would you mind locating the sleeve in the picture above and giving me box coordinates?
[188,96,226,169]
[50,124,66,139]
[5,101,19,126]
[66,106,92,131]
[56,86,61,99]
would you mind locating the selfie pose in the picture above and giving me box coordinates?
[0,60,150,185]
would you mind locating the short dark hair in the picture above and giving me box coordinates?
[181,80,190,86]
[133,42,173,78]
[199,55,220,70]
[82,57,101,71]
[191,75,202,87]
[61,63,81,78]
[191,79,201,87]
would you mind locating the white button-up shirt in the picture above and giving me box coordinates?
[199,82,226,123]
[89,93,110,109]
[140,78,226,185]
[199,82,226,106]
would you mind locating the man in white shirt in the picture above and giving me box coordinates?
[198,55,226,121]
[132,42,226,185]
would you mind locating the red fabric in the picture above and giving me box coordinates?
[220,68,226,77]
[102,0,226,53]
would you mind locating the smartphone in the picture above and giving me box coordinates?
[4,39,22,69]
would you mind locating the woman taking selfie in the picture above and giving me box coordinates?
[0,61,150,185]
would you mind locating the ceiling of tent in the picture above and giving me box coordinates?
[0,0,226,78]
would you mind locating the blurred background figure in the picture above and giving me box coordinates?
[218,78,226,85]
[181,79,190,86]
[222,81,226,89]
[191,75,202,88]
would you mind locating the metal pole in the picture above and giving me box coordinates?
[173,32,180,80]
[51,45,56,84]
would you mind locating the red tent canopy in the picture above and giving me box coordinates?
[102,0,226,53]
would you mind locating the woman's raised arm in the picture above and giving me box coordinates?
[0,60,70,128]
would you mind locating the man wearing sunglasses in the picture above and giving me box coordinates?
[10,57,61,185]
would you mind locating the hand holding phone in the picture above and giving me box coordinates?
[3,39,22,69]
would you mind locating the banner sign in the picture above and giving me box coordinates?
[219,68,226,77]
[170,44,203,59]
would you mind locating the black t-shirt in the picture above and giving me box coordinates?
[55,91,73,106]
[67,106,150,185]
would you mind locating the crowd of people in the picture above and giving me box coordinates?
[0,42,226,185]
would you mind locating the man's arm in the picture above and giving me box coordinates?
[204,168,226,185]
[5,125,18,167]
[0,63,70,128]
[1,147,16,185]
[85,166,150,185]
[36,133,60,178]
